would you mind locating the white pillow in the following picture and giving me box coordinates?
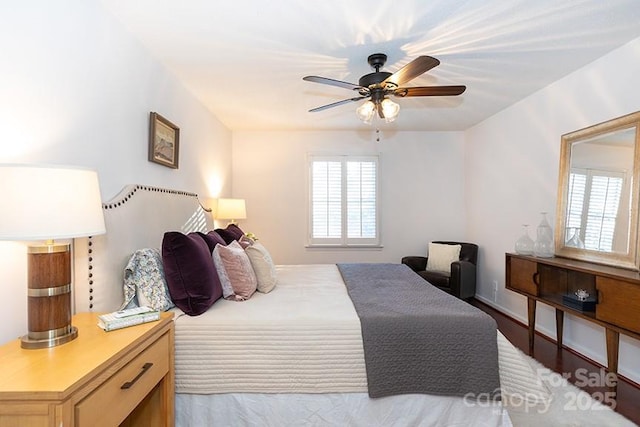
[245,242,277,293]
[426,242,461,273]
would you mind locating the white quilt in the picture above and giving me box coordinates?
[172,264,367,394]
[172,264,550,405]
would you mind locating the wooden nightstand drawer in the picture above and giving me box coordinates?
[76,332,170,426]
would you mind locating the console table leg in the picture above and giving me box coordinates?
[605,328,619,393]
[555,308,564,350]
[527,298,536,355]
[605,328,619,373]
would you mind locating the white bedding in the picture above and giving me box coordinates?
[173,263,518,426]
[176,392,512,427]
[173,264,367,394]
[173,264,549,406]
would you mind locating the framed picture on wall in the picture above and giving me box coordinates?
[149,112,180,169]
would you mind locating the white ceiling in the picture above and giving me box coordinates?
[101,0,640,132]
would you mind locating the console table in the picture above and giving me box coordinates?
[505,253,640,377]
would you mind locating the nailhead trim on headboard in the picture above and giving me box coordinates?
[88,237,93,308]
[85,184,201,310]
[102,185,198,211]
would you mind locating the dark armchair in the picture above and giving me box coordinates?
[401,241,478,300]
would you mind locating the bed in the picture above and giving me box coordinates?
[73,185,550,426]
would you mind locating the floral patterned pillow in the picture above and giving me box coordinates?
[122,248,174,311]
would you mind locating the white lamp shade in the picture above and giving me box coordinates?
[216,198,247,220]
[0,164,106,240]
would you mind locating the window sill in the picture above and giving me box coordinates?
[305,245,384,251]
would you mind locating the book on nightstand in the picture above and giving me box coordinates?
[97,306,161,331]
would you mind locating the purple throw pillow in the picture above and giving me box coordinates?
[214,223,245,244]
[162,231,223,315]
[197,230,226,253]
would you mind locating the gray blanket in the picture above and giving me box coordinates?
[337,263,501,399]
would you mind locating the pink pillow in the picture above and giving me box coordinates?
[212,240,257,301]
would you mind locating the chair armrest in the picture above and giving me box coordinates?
[401,256,428,272]
[450,260,476,299]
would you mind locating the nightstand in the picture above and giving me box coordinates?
[0,312,174,426]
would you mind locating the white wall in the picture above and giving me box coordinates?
[232,130,467,264]
[0,2,232,344]
[466,36,640,383]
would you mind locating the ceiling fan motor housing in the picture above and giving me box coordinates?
[359,53,393,90]
[358,71,392,89]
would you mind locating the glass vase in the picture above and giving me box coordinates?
[534,212,554,258]
[515,224,534,255]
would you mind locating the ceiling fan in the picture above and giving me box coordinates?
[303,53,466,123]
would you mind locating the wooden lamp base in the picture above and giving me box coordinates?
[21,242,77,349]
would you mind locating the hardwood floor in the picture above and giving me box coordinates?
[471,299,640,425]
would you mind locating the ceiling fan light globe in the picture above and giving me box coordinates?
[381,98,400,123]
[356,100,376,124]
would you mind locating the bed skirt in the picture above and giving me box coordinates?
[175,392,512,427]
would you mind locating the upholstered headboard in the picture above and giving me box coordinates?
[73,184,212,313]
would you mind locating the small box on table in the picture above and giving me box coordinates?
[562,294,597,312]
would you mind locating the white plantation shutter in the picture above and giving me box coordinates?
[584,173,623,251]
[566,172,586,234]
[567,168,624,251]
[311,160,342,242]
[347,160,377,239]
[309,155,379,246]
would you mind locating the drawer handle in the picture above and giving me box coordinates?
[121,362,153,390]
[532,272,540,286]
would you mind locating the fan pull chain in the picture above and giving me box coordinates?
[375,129,380,143]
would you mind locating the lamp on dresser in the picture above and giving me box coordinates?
[0,164,106,349]
[216,198,246,225]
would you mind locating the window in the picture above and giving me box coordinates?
[566,168,624,251]
[308,155,379,247]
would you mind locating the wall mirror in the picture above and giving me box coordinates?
[555,111,640,270]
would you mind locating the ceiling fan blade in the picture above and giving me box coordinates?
[309,96,366,112]
[393,85,466,97]
[303,75,363,91]
[383,56,440,87]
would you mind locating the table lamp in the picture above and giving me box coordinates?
[216,198,246,225]
[0,164,106,349]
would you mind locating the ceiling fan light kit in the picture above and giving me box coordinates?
[356,100,376,124]
[380,98,400,123]
[304,53,466,124]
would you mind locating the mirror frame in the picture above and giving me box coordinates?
[555,111,640,271]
